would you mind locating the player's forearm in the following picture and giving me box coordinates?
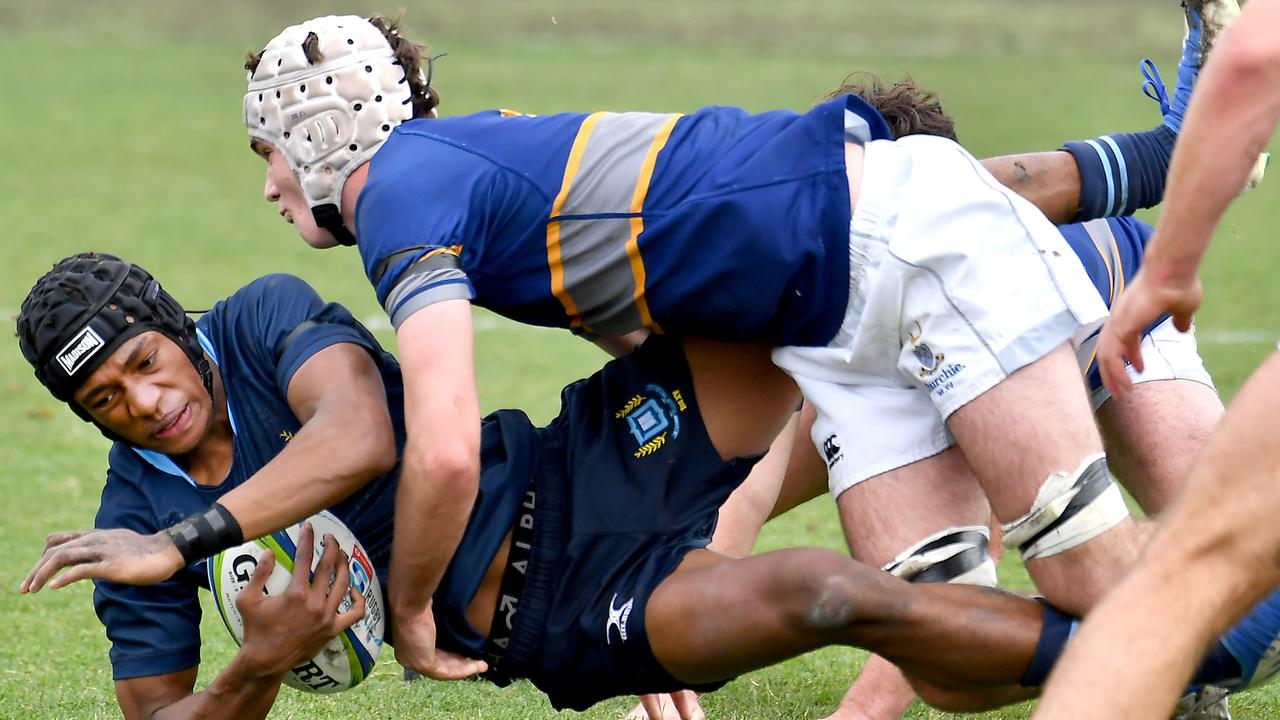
[1146,10,1280,281]
[388,444,479,612]
[141,657,283,720]
[217,409,396,540]
[980,151,1081,225]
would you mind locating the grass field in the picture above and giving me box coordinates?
[2,1,1280,717]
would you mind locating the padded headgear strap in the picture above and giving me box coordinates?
[17,253,212,429]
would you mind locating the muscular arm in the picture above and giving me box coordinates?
[388,299,481,662]
[216,342,397,538]
[21,342,397,592]
[980,151,1082,225]
[1035,4,1280,718]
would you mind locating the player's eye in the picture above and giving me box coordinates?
[138,352,157,370]
[91,393,114,410]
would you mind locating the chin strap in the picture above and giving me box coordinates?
[311,203,357,246]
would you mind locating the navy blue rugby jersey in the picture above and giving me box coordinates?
[92,274,537,678]
[356,94,892,347]
[1058,216,1168,390]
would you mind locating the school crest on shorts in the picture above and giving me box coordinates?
[909,321,945,377]
[616,383,687,459]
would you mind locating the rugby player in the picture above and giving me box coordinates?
[238,14,1204,680]
[1035,0,1280,716]
[8,254,1119,717]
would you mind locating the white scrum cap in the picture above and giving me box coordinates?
[244,16,423,220]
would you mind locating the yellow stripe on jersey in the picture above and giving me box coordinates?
[546,112,606,325]
[624,114,681,334]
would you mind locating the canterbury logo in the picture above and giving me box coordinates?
[605,593,634,645]
[56,327,105,376]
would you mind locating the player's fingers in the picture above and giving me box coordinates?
[323,552,352,616]
[46,561,111,590]
[640,694,667,720]
[428,650,487,680]
[289,523,315,588]
[671,690,704,720]
[312,534,342,598]
[244,550,276,598]
[1173,310,1195,333]
[24,543,104,593]
[335,586,366,631]
[43,530,92,550]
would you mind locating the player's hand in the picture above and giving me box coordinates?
[1096,266,1203,399]
[391,601,488,680]
[630,691,706,720]
[238,523,365,677]
[20,528,185,593]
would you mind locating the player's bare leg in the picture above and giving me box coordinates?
[1097,378,1223,514]
[626,406,798,720]
[645,546,1041,711]
[947,343,1144,615]
[1036,352,1280,720]
[819,447,993,720]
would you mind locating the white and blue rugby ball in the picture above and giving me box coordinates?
[207,510,385,693]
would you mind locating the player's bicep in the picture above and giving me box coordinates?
[396,299,480,455]
[115,667,197,720]
[284,342,391,427]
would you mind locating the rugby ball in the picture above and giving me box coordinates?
[206,510,384,693]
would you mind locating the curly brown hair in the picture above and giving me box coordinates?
[244,15,440,119]
[824,73,957,142]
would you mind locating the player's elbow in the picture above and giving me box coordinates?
[405,438,480,491]
[341,407,398,479]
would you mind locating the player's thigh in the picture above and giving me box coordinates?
[682,337,799,461]
[1092,319,1222,515]
[837,445,990,566]
[1097,379,1222,515]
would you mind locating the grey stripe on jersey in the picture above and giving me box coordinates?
[554,112,678,335]
[386,251,472,329]
[1079,218,1124,304]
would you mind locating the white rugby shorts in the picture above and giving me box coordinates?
[1081,317,1216,411]
[773,135,1108,498]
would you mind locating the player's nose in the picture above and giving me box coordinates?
[263,172,280,202]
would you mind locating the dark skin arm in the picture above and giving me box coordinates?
[981,151,1083,225]
[21,341,396,592]
[115,524,365,719]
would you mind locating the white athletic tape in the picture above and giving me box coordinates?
[1001,453,1130,560]
[884,525,998,587]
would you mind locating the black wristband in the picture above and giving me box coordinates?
[163,502,245,566]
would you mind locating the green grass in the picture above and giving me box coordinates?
[2,0,1280,717]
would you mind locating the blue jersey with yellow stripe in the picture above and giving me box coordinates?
[1058,216,1167,390]
[356,94,891,347]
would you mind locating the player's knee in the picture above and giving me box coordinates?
[784,549,897,632]
[1001,453,1131,561]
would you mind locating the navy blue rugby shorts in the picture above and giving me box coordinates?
[500,335,760,711]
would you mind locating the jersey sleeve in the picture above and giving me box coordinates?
[220,274,392,398]
[356,137,499,330]
[93,470,203,680]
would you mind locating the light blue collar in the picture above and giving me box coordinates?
[131,328,236,486]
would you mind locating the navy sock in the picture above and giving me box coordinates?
[1193,639,1244,686]
[1062,124,1175,222]
[1020,600,1079,687]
